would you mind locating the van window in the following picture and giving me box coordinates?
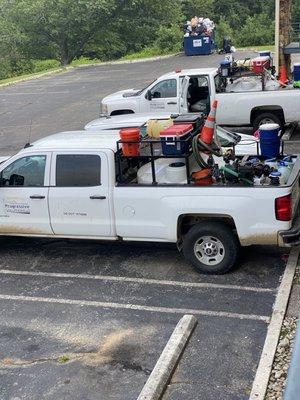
[1,155,46,187]
[56,155,101,187]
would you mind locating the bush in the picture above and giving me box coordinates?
[0,57,34,80]
[236,14,275,47]
[0,58,13,80]
[154,25,183,53]
[215,17,234,48]
[33,59,60,72]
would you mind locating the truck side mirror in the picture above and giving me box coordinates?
[146,90,152,101]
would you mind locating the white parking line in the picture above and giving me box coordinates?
[249,247,300,400]
[0,269,275,293]
[0,293,269,322]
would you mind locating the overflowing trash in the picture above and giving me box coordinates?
[183,16,215,38]
[183,16,216,56]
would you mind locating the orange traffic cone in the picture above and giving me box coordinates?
[279,65,289,85]
[200,100,218,145]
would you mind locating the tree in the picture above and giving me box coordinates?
[7,0,114,65]
[181,0,214,20]
[215,17,234,48]
[236,14,275,47]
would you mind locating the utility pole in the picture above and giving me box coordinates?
[275,0,293,75]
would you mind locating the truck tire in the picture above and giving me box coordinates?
[253,112,283,132]
[182,222,239,274]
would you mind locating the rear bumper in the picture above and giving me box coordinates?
[279,217,300,247]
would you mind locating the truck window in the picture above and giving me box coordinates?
[56,155,101,187]
[150,79,177,98]
[1,155,46,187]
[188,76,210,113]
[214,74,226,93]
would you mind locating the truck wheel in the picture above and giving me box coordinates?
[182,222,239,274]
[253,112,283,131]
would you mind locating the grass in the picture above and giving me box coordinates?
[238,45,275,52]
[0,66,67,86]
[120,46,176,61]
[58,355,70,364]
[71,56,103,66]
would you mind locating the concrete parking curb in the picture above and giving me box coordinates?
[249,247,300,400]
[137,314,197,400]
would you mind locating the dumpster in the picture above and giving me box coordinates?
[184,35,215,56]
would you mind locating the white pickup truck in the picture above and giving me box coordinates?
[100,68,300,130]
[0,130,299,275]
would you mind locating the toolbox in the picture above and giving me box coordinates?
[173,114,204,131]
[160,124,193,156]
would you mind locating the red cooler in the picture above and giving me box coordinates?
[160,124,193,156]
[252,56,270,73]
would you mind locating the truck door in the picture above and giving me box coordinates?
[0,153,52,235]
[144,78,179,113]
[48,151,112,237]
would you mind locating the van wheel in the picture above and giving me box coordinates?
[182,222,239,274]
[253,112,283,132]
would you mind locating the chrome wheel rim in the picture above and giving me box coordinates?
[194,236,225,266]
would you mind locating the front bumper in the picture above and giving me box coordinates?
[279,217,300,247]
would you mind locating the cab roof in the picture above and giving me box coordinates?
[26,130,120,153]
[160,68,217,79]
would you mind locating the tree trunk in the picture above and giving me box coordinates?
[279,0,293,74]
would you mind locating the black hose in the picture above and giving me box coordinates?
[192,134,222,169]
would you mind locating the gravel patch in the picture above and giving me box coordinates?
[265,317,298,400]
[293,267,300,284]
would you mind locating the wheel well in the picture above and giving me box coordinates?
[177,214,237,244]
[110,110,135,116]
[250,106,285,125]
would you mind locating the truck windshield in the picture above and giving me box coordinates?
[135,79,157,95]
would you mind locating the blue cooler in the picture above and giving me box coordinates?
[259,50,271,58]
[220,60,231,77]
[259,123,281,158]
[160,124,193,156]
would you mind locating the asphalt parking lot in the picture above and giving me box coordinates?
[0,52,297,399]
[0,238,287,400]
[0,51,256,156]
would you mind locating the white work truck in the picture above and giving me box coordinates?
[100,68,300,130]
[0,130,299,274]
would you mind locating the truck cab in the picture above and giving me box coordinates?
[101,69,216,117]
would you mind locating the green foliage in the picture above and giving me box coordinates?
[236,14,275,47]
[182,0,214,20]
[154,25,183,53]
[33,59,60,72]
[215,17,234,48]
[0,0,280,80]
